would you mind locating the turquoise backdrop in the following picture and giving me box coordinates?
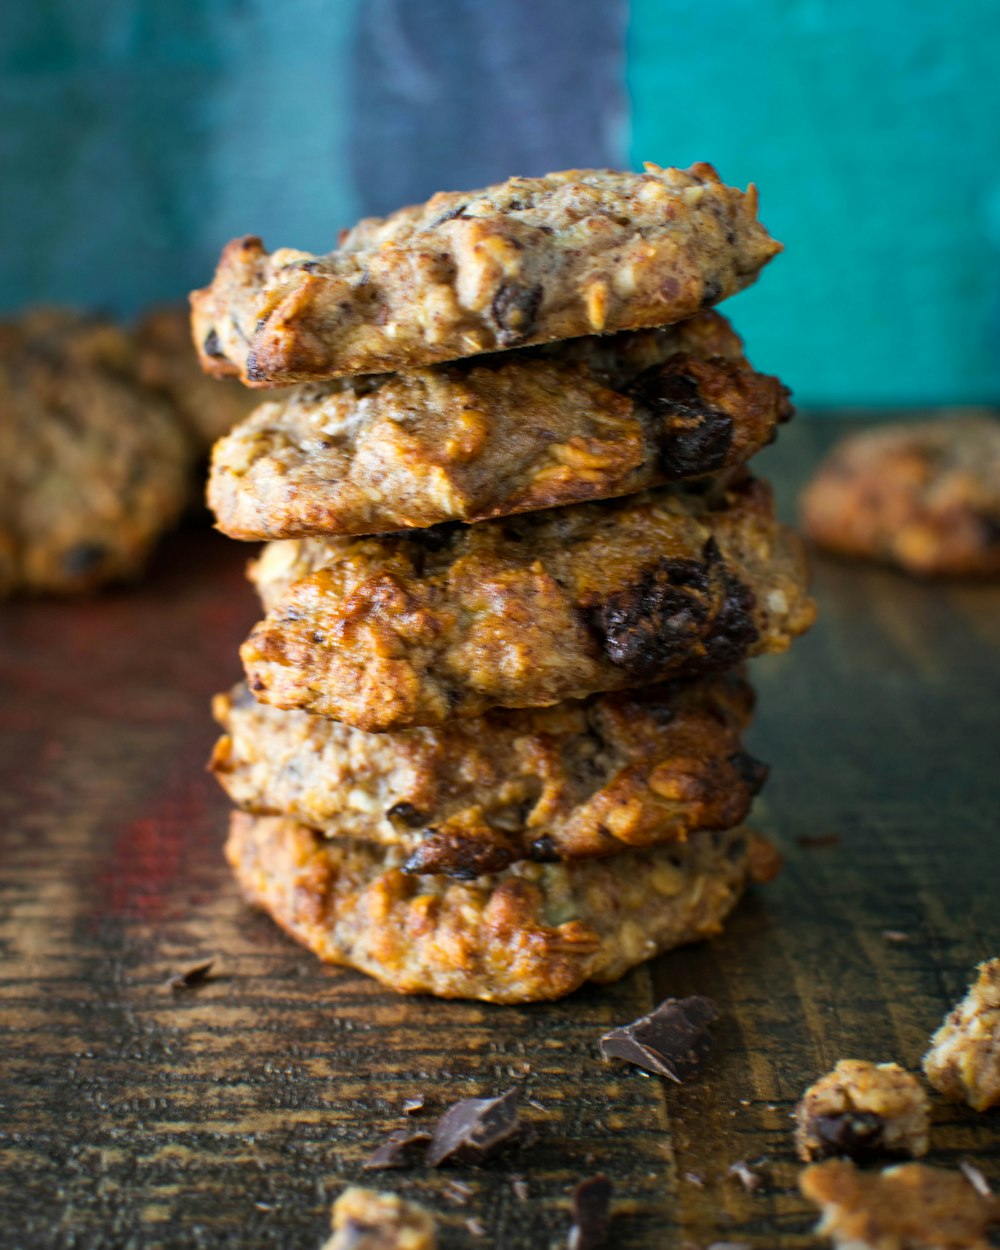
[1,0,998,407]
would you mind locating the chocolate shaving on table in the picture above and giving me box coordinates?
[511,1177,529,1201]
[425,1087,520,1167]
[599,996,719,1081]
[402,1097,425,1116]
[164,958,216,990]
[727,1159,763,1193]
[796,833,842,849]
[441,1179,473,1205]
[361,1130,431,1171]
[568,1174,613,1250]
[466,1217,486,1238]
[882,929,911,943]
[961,1162,992,1198]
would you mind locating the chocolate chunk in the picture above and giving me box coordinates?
[386,802,428,828]
[600,996,719,1081]
[629,365,734,477]
[361,1130,430,1171]
[491,282,543,346]
[245,350,265,382]
[165,958,216,991]
[594,541,757,678]
[568,1174,613,1250]
[813,1111,886,1159]
[700,278,724,308]
[425,1087,520,1167]
[431,204,469,227]
[402,1097,425,1116]
[529,835,559,862]
[403,833,517,880]
[728,751,769,794]
[61,543,107,578]
[202,328,225,358]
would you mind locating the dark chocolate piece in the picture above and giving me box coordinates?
[402,1097,425,1116]
[813,1111,887,1159]
[165,958,216,991]
[599,996,719,1082]
[361,1130,430,1171]
[425,1087,520,1167]
[568,1174,613,1250]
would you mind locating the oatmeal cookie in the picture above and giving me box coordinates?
[0,308,193,595]
[192,163,781,385]
[211,673,766,877]
[242,475,816,731]
[800,415,1000,577]
[208,310,791,540]
[226,813,775,1002]
[923,958,1000,1111]
[800,1159,999,1250]
[135,305,266,448]
[322,1188,436,1250]
[794,1060,930,1162]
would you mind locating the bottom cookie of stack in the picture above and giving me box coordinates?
[227,814,779,1003]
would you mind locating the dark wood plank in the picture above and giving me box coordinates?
[1,416,998,1249]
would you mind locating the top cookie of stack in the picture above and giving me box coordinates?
[196,163,813,734]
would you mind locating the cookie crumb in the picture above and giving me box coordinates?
[923,958,1000,1111]
[794,1060,930,1162]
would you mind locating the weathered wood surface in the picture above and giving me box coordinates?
[1,417,998,1249]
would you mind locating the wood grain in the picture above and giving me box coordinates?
[1,418,998,1249]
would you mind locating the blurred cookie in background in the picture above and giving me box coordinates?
[800,414,1000,577]
[0,307,194,596]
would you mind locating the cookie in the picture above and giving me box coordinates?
[0,308,193,595]
[211,673,766,878]
[135,305,266,449]
[226,813,776,1002]
[192,163,781,385]
[794,1060,930,1162]
[242,475,816,731]
[800,415,1000,577]
[799,1159,999,1250]
[208,310,791,540]
[321,1188,437,1250]
[923,958,1000,1112]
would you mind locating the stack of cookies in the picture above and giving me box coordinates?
[194,163,816,1003]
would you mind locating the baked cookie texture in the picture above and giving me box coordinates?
[800,415,1000,577]
[799,1159,999,1250]
[923,958,1000,1111]
[794,1060,930,1162]
[226,813,777,1003]
[135,305,267,448]
[211,673,767,878]
[242,475,816,731]
[191,163,781,385]
[321,1187,436,1250]
[207,310,791,539]
[0,308,194,595]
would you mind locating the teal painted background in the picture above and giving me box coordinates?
[628,0,1000,405]
[1,0,998,406]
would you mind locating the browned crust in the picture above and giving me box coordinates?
[794,1060,930,1162]
[207,310,792,540]
[800,415,1000,577]
[0,308,193,596]
[923,958,1000,1111]
[225,813,768,1003]
[211,672,765,877]
[799,1159,999,1249]
[241,476,816,731]
[191,164,781,385]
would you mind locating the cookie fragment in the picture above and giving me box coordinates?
[226,814,771,1003]
[192,164,781,385]
[321,1187,436,1250]
[211,673,765,876]
[242,476,815,731]
[799,1159,999,1250]
[425,1088,520,1167]
[923,958,1000,1111]
[599,995,719,1081]
[800,414,1000,577]
[794,1060,930,1162]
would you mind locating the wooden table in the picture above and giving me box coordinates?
[2,418,998,1249]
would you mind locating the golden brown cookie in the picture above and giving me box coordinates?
[321,1188,436,1250]
[226,813,775,1003]
[211,673,766,877]
[207,311,791,539]
[242,475,816,731]
[923,958,1000,1112]
[794,1060,930,1162]
[192,163,781,385]
[800,1159,999,1250]
[800,415,1000,577]
[0,307,193,595]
